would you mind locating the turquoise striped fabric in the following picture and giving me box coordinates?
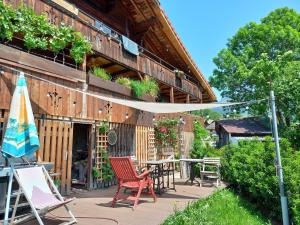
[2,72,40,158]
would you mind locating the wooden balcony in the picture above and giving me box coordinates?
[5,0,203,102]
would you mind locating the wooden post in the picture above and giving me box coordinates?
[199,91,203,103]
[186,94,190,103]
[170,87,174,103]
[87,124,95,190]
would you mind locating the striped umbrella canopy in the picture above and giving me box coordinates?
[1,72,40,158]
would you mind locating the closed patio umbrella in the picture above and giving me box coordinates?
[1,72,39,158]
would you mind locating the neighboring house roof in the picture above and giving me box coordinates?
[216,118,272,135]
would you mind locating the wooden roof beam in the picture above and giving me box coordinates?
[101,62,117,69]
[111,68,131,76]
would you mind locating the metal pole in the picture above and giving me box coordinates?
[270,90,290,225]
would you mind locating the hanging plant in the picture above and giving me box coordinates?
[154,118,179,149]
[0,2,92,64]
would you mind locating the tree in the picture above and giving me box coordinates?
[210,7,300,127]
[192,109,223,121]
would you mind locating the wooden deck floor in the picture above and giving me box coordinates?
[22,178,224,225]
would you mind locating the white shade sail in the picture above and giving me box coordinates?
[91,94,242,113]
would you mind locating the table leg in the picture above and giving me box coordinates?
[172,162,176,191]
[190,162,200,186]
[157,164,161,195]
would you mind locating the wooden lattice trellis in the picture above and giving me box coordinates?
[147,128,156,161]
[95,122,108,181]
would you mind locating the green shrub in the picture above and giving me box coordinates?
[221,137,300,223]
[91,67,111,80]
[115,77,131,88]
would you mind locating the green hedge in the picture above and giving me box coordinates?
[221,137,300,224]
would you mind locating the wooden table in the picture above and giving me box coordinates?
[180,158,203,186]
[144,159,179,195]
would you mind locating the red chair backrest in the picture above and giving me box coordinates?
[109,157,138,182]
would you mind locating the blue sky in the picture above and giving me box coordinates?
[160,0,300,101]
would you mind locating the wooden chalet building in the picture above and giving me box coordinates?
[0,0,216,194]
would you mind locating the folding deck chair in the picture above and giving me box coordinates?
[109,157,157,210]
[7,165,76,225]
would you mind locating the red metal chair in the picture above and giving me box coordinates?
[109,157,157,210]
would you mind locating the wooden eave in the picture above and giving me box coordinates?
[120,0,217,102]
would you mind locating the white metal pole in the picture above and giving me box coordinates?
[270,90,289,225]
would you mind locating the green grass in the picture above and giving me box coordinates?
[162,189,271,225]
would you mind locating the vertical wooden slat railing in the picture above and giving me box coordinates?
[37,119,74,194]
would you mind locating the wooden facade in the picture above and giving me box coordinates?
[0,0,216,193]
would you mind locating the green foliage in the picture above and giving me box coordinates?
[100,150,114,181]
[142,77,159,97]
[92,167,101,178]
[221,137,300,223]
[0,2,92,63]
[98,121,109,134]
[115,77,131,88]
[191,120,210,159]
[53,179,61,189]
[210,7,300,128]
[115,77,159,98]
[49,24,74,56]
[192,109,223,121]
[190,121,222,176]
[0,2,16,41]
[91,67,111,81]
[130,78,159,98]
[162,189,271,225]
[70,32,92,64]
[281,123,300,149]
[130,80,144,97]
[154,119,179,149]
